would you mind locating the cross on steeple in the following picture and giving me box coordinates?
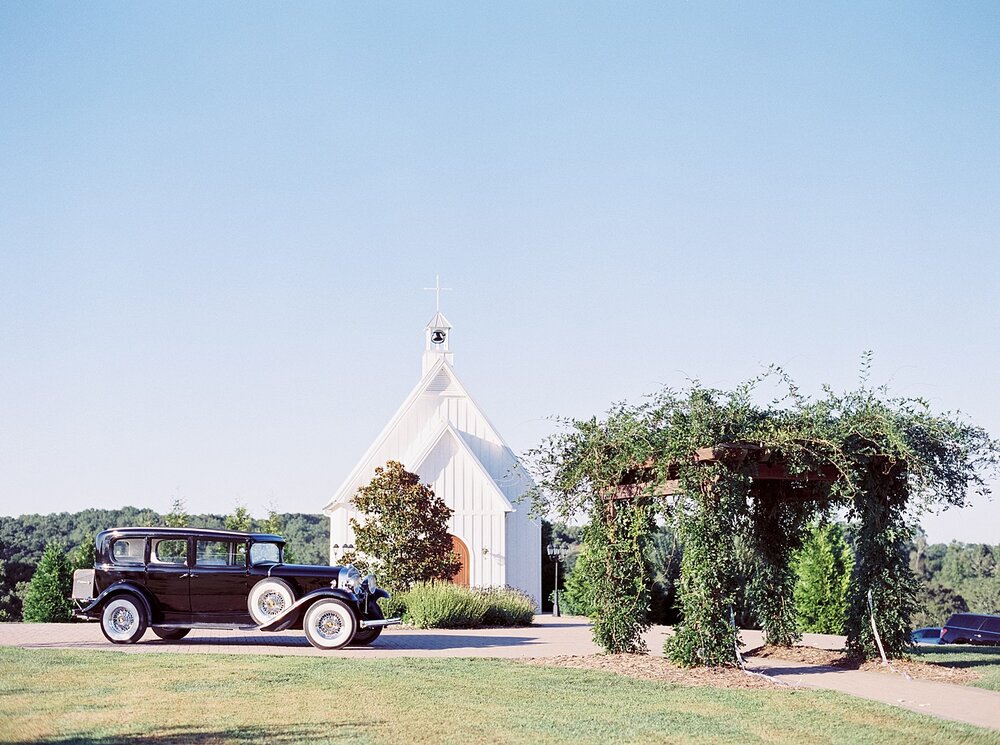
[423,274,452,312]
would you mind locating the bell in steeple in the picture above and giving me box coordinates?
[423,311,454,374]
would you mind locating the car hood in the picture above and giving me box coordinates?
[265,563,343,581]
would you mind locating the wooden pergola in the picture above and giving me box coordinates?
[607,442,840,505]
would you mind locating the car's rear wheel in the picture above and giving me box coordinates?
[152,627,190,641]
[100,596,148,644]
[349,602,384,646]
[303,599,357,650]
[248,578,296,626]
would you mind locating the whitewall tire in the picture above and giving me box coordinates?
[248,578,296,626]
[100,596,148,644]
[303,599,357,650]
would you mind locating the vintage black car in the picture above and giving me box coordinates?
[72,527,399,650]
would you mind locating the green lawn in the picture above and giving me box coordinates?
[0,648,997,745]
[913,645,1000,692]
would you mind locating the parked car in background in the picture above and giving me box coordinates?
[940,613,1000,645]
[911,627,943,645]
[72,527,400,650]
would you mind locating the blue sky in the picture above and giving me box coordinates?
[1,3,997,542]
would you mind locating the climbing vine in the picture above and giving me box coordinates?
[528,363,998,666]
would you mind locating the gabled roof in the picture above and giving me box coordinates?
[324,357,519,513]
[407,420,515,513]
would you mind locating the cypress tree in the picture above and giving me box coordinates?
[22,542,73,623]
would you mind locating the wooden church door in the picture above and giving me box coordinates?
[449,535,469,586]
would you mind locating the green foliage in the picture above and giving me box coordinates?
[401,583,486,628]
[164,498,189,528]
[344,461,460,591]
[588,500,653,654]
[478,587,536,626]
[667,466,746,666]
[529,362,999,664]
[398,583,534,628]
[913,582,968,628]
[22,542,73,623]
[259,508,295,563]
[560,545,597,617]
[69,537,96,574]
[792,522,853,634]
[224,505,253,532]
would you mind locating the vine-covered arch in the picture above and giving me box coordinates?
[529,372,997,666]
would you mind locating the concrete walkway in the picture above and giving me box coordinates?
[744,655,1000,732]
[2,617,998,731]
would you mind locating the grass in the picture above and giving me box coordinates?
[1,648,999,744]
[912,645,1000,691]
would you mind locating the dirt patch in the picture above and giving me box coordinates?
[524,654,781,689]
[746,644,981,686]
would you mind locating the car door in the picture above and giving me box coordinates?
[189,538,250,621]
[144,536,192,621]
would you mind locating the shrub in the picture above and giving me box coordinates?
[22,542,73,623]
[478,586,535,626]
[403,583,488,628]
[397,583,536,628]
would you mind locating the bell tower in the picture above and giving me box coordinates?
[422,275,454,374]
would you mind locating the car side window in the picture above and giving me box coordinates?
[111,539,145,565]
[196,540,246,567]
[982,617,1000,633]
[151,539,188,565]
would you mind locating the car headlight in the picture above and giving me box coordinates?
[365,573,377,594]
[338,564,362,590]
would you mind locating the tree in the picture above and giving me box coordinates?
[343,461,460,590]
[260,507,295,563]
[224,505,253,533]
[793,522,853,634]
[913,582,968,628]
[21,542,73,623]
[164,498,189,528]
[560,545,597,617]
[70,536,96,573]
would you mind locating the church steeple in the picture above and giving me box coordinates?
[422,275,454,374]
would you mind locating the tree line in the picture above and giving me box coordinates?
[0,505,331,621]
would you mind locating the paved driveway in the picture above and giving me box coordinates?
[0,615,660,659]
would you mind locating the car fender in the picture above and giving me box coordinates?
[371,588,390,601]
[77,581,154,620]
[257,587,357,632]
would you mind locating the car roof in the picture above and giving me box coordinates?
[97,526,284,542]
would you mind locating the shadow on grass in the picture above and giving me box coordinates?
[26,722,367,744]
[144,632,540,651]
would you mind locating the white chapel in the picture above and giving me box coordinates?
[323,300,542,606]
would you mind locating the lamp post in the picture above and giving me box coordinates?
[546,544,568,617]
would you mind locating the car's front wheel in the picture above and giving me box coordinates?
[303,599,357,650]
[100,596,148,644]
[349,602,384,646]
[152,627,190,641]
[248,578,296,626]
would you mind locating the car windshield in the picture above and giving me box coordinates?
[250,541,282,565]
